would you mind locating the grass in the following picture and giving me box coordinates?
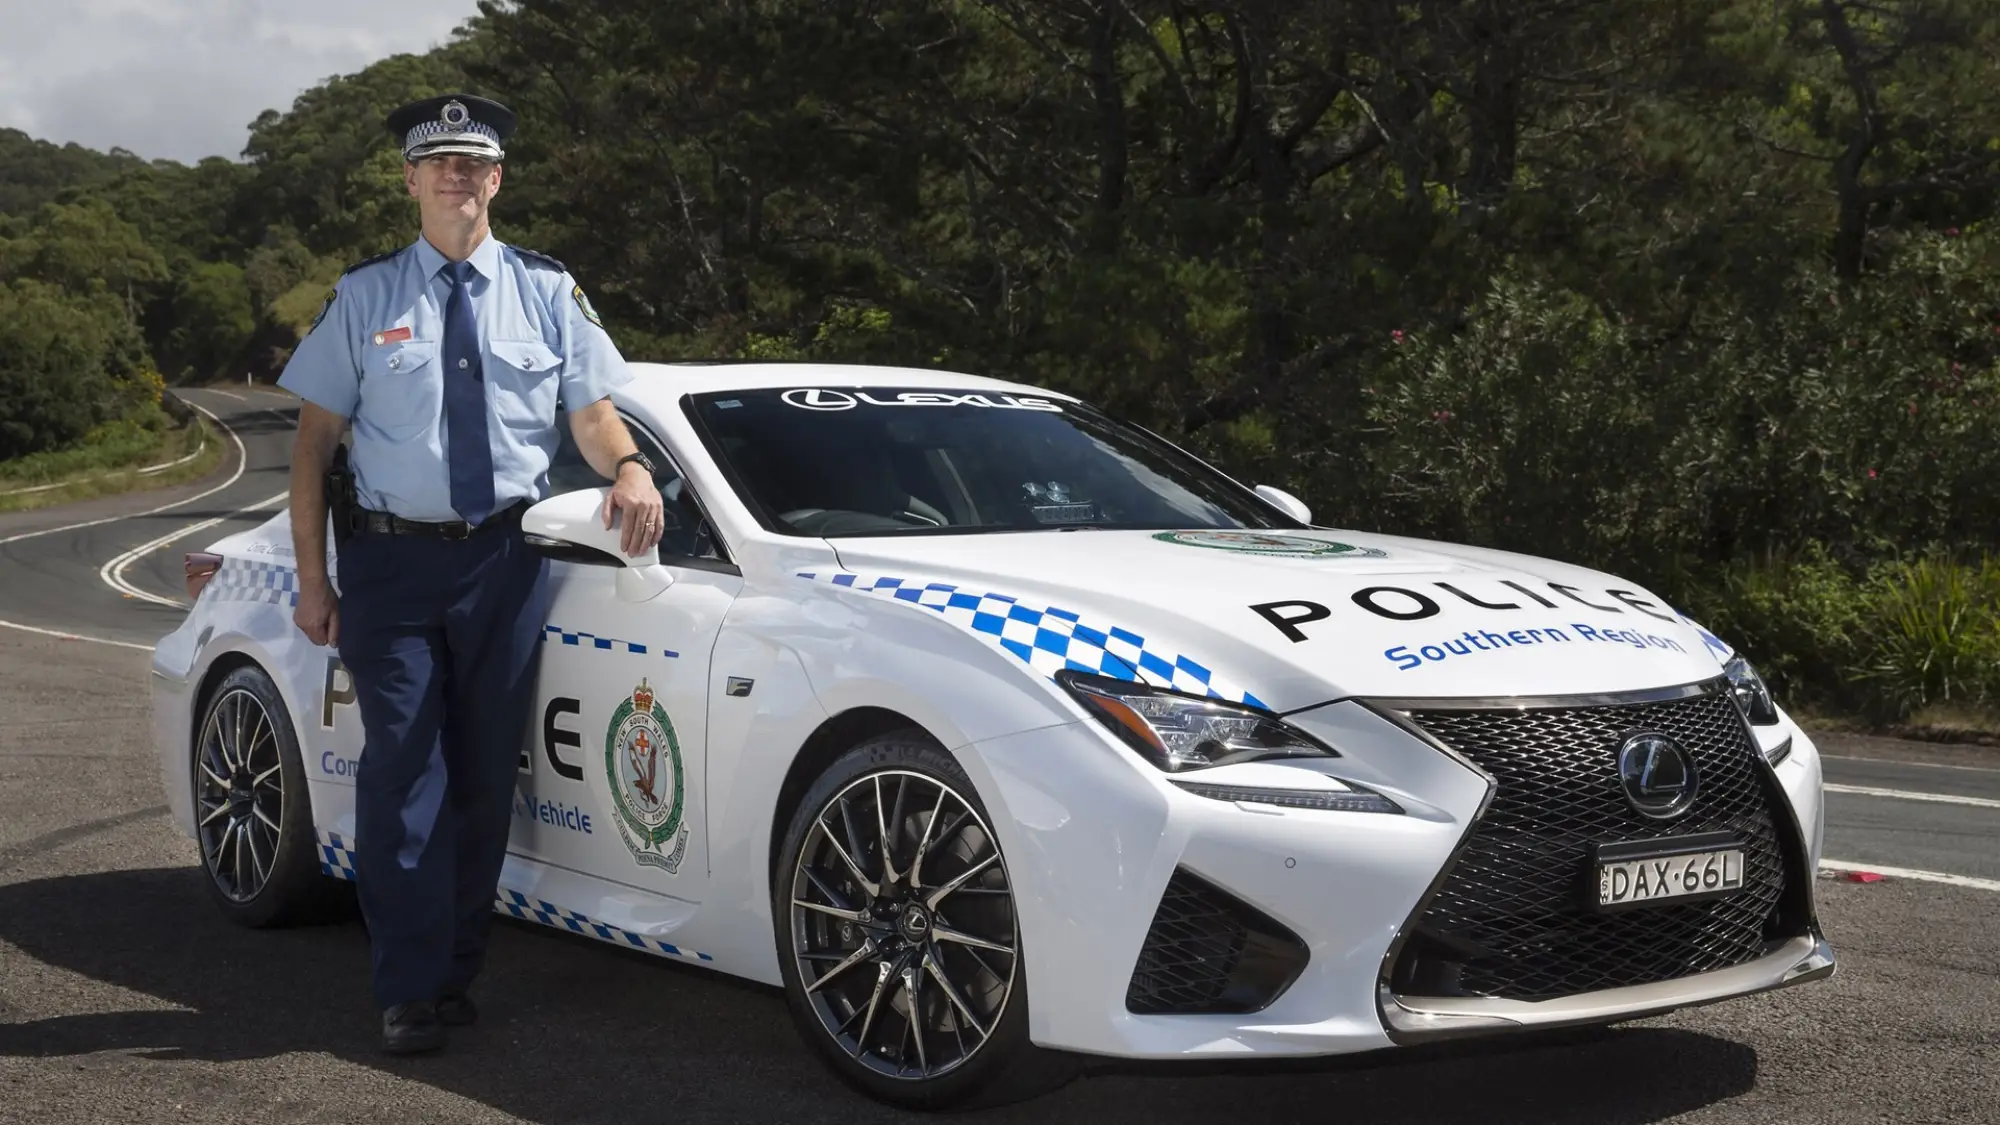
[0,405,228,514]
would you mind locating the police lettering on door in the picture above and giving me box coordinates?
[517,696,594,834]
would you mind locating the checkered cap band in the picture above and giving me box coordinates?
[796,571,1267,709]
[403,118,503,159]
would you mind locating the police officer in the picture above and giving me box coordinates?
[278,92,665,1055]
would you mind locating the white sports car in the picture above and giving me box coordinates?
[151,361,1834,1108]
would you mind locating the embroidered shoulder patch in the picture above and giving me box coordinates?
[572,283,603,328]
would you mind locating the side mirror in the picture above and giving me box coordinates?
[1254,484,1312,525]
[523,488,675,602]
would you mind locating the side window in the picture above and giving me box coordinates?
[548,412,717,560]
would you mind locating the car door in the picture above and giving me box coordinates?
[512,410,743,906]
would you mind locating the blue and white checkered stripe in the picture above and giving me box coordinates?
[315,831,713,964]
[206,560,300,607]
[797,571,1267,709]
[496,890,714,963]
[318,830,357,881]
[542,625,678,659]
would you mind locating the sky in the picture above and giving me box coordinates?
[0,0,479,164]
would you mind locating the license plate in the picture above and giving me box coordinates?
[1596,846,1744,909]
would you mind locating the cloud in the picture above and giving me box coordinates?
[0,0,478,163]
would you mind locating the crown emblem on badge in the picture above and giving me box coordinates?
[441,99,470,128]
[631,679,655,712]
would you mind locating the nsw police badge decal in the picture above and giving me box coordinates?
[605,679,689,873]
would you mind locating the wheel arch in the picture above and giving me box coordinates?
[186,642,332,840]
[767,705,938,885]
[191,650,264,734]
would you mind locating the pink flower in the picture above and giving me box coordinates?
[1946,227,1961,237]
[1391,330,1405,344]
[1432,409,1452,422]
[1867,469,1878,479]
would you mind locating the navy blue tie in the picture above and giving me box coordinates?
[442,260,495,525]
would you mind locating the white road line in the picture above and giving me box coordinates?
[207,389,246,401]
[99,489,289,608]
[0,395,277,649]
[1823,783,2000,810]
[1823,754,2000,775]
[0,398,247,549]
[0,619,154,653]
[1821,859,2000,893]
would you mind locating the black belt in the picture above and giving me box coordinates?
[356,501,527,540]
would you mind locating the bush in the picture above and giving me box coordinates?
[1681,547,2000,725]
[0,403,179,487]
[1668,544,1871,714]
[1352,234,2000,584]
[1853,556,2000,722]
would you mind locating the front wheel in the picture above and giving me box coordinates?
[772,730,1074,1109]
[192,664,347,927]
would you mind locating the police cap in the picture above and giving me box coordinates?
[386,93,516,163]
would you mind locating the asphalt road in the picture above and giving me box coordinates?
[1,401,1996,1123]
[0,386,298,647]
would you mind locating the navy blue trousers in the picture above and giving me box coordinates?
[335,521,549,1010]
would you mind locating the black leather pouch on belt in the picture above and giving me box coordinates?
[325,443,359,544]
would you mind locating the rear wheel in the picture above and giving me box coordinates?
[773,730,1075,1109]
[193,664,346,927]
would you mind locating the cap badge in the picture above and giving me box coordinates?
[440,100,470,128]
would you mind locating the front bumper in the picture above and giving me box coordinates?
[958,683,1832,1060]
[1382,928,1835,1041]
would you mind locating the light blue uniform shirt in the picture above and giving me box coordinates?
[279,233,631,521]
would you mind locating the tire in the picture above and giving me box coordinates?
[191,664,349,927]
[772,729,1077,1109]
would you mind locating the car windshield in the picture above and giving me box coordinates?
[687,386,1301,537]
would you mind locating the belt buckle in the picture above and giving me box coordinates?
[442,520,473,540]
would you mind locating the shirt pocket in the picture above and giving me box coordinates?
[357,339,442,437]
[488,338,563,430]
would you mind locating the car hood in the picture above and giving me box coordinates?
[817,528,1733,712]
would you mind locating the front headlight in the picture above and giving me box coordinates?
[1722,655,1780,726]
[1056,670,1336,771]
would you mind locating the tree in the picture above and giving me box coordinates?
[0,280,149,459]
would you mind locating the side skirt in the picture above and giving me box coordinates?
[316,830,717,965]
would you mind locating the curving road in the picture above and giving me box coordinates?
[0,387,300,649]
[0,397,1996,1123]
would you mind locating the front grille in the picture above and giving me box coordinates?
[1125,868,1307,1014]
[1388,687,1802,1002]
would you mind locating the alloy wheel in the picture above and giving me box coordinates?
[195,687,285,902]
[788,769,1018,1081]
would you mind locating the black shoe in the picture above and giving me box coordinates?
[437,992,478,1027]
[381,1001,445,1055]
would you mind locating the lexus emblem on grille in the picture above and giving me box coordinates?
[1616,732,1698,819]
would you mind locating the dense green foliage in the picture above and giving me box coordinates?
[4,0,1998,720]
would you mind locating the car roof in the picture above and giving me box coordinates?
[622,360,1075,401]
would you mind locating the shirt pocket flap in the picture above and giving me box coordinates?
[492,338,562,373]
[363,338,439,375]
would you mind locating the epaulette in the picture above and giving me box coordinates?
[340,248,405,277]
[511,246,567,272]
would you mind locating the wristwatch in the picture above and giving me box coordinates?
[615,451,655,477]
